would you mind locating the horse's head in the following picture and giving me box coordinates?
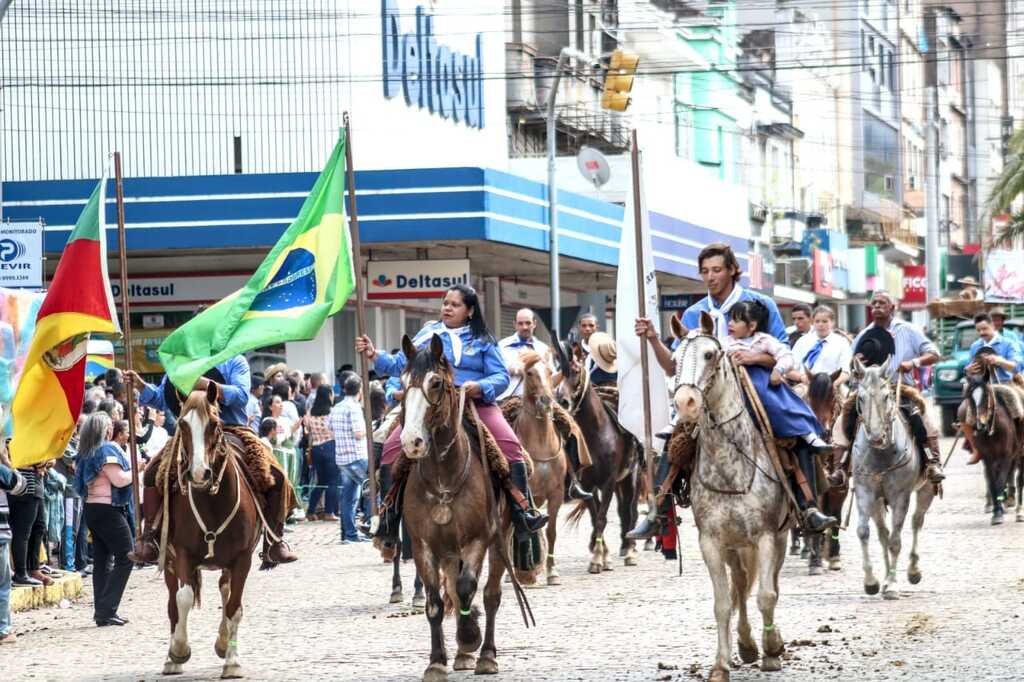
[806,368,841,427]
[553,339,585,410]
[671,312,726,425]
[177,382,222,486]
[964,363,993,430]
[521,351,555,415]
[400,333,457,460]
[852,355,896,449]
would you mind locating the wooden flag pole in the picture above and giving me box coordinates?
[343,114,378,519]
[630,130,657,511]
[114,152,142,536]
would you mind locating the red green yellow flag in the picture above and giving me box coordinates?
[10,178,120,467]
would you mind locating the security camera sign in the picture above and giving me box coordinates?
[0,222,43,289]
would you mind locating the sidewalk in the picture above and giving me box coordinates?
[10,571,83,613]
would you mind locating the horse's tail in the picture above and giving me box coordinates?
[564,498,590,527]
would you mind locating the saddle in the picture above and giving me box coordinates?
[842,383,929,445]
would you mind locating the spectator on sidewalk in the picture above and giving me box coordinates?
[73,412,134,627]
[303,385,339,522]
[247,375,265,432]
[1,448,29,644]
[330,375,369,544]
[8,460,50,587]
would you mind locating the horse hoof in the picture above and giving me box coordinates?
[808,564,823,576]
[738,641,759,664]
[167,647,191,666]
[423,663,448,682]
[454,654,476,671]
[547,574,561,586]
[602,561,614,572]
[474,655,499,675]
[883,589,898,600]
[588,563,602,574]
[412,594,426,609]
[221,664,244,679]
[864,582,880,595]
[618,546,629,558]
[390,590,403,604]
[828,558,842,571]
[908,571,922,585]
[992,512,1005,526]
[1017,513,1024,523]
[624,555,638,567]
[162,662,183,676]
[761,656,782,672]
[708,666,730,682]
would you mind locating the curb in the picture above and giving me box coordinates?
[10,572,84,613]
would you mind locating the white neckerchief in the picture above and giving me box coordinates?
[440,324,471,365]
[707,284,744,343]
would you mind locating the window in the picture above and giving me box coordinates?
[863,113,899,199]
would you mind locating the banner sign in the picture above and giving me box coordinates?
[812,249,833,297]
[109,274,249,306]
[901,264,927,308]
[984,249,1024,303]
[659,294,693,311]
[367,259,470,299]
[0,221,43,289]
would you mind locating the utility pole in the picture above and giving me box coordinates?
[925,85,942,306]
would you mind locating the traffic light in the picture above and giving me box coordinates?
[601,49,640,112]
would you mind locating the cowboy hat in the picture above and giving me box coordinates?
[989,305,1008,318]
[853,326,896,368]
[958,276,980,286]
[587,332,618,373]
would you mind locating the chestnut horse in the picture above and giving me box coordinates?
[158,385,264,679]
[558,341,641,574]
[804,370,846,573]
[399,334,530,682]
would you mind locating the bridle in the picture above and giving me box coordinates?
[403,367,467,462]
[856,373,898,451]
[565,357,591,417]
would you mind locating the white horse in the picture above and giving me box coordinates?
[671,313,789,682]
[850,358,936,599]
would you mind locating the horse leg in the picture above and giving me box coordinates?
[756,534,785,672]
[219,556,250,679]
[596,485,615,572]
[856,488,880,595]
[989,457,1007,525]
[908,484,934,585]
[162,570,184,675]
[165,577,195,673]
[698,534,734,682]
[1016,459,1024,522]
[870,501,893,598]
[583,494,603,574]
[546,497,561,586]
[475,538,505,675]
[453,543,487,671]
[727,550,757,665]
[390,553,404,604]
[416,549,447,682]
[616,473,639,567]
[789,528,800,556]
[808,532,823,576]
[215,572,231,659]
[882,494,911,600]
[413,569,425,608]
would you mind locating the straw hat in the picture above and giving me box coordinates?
[264,362,289,384]
[587,332,618,373]
[989,305,1008,318]
[958,276,980,287]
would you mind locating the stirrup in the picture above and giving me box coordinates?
[625,515,662,540]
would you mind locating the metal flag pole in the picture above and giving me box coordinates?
[343,114,378,520]
[114,152,142,536]
[629,130,657,513]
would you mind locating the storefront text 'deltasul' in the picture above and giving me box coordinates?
[381,0,484,129]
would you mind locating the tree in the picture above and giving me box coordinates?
[986,126,1024,246]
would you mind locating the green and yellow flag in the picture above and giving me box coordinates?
[158,134,355,392]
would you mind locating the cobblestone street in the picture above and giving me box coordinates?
[7,437,1022,681]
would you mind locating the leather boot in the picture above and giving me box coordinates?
[924,434,946,483]
[626,493,672,540]
[962,423,982,465]
[128,486,162,564]
[796,445,838,531]
[562,439,593,501]
[803,507,838,532]
[508,461,548,533]
[260,470,298,568]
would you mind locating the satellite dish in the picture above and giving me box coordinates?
[576,146,611,190]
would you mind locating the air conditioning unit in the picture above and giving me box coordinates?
[774,257,812,288]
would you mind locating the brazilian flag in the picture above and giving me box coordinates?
[159,133,355,393]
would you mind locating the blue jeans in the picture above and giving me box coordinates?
[0,542,11,636]
[306,441,339,518]
[338,460,368,540]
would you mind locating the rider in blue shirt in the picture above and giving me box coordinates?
[961,312,1024,463]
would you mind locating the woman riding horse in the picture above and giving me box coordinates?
[355,283,547,536]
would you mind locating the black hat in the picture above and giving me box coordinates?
[162,366,227,417]
[853,326,896,367]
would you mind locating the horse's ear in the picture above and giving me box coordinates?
[553,339,571,375]
[572,342,583,361]
[670,315,687,340]
[206,381,219,405]
[881,355,895,381]
[851,355,865,380]
[429,334,444,363]
[402,334,416,361]
[699,310,715,336]
[830,368,843,383]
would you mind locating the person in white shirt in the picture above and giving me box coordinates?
[498,308,554,399]
[792,306,852,386]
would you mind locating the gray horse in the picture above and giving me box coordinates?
[671,313,789,682]
[850,358,936,599]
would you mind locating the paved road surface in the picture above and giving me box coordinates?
[9,436,1020,681]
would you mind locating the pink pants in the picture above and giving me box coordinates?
[381,402,525,466]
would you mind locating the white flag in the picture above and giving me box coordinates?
[615,151,671,447]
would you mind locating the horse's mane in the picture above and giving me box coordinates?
[807,372,833,407]
[408,346,446,377]
[519,351,541,370]
[180,390,220,421]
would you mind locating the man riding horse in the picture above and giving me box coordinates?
[829,290,944,487]
[960,312,1024,463]
[125,355,298,567]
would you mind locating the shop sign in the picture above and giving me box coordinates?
[0,221,43,289]
[382,0,485,129]
[901,264,927,308]
[659,294,693,311]
[367,259,470,299]
[109,274,249,305]
[812,249,832,297]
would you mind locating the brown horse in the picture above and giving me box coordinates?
[158,384,264,679]
[512,351,565,586]
[399,334,528,682]
[558,340,641,574]
[803,370,846,573]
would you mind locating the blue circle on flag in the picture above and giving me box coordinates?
[251,248,317,312]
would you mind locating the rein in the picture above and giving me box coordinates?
[415,386,471,522]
